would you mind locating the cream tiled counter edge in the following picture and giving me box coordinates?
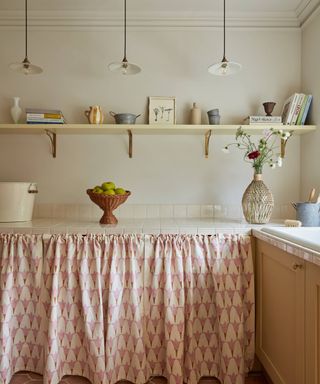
[1,218,319,267]
[253,228,320,267]
[0,217,281,236]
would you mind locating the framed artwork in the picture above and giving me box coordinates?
[148,96,176,124]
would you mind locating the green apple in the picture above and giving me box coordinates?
[103,189,116,196]
[101,181,116,191]
[115,188,126,195]
[93,187,103,194]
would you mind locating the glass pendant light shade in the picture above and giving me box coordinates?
[10,58,43,75]
[10,0,43,75]
[208,0,241,76]
[108,60,141,75]
[208,57,241,76]
[109,0,141,75]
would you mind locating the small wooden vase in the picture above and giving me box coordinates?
[190,102,201,124]
[87,189,131,224]
[262,102,276,116]
[242,174,274,224]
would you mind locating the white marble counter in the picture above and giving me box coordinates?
[0,217,284,235]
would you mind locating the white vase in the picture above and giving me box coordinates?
[10,97,22,124]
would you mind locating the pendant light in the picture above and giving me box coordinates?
[9,0,43,75]
[108,0,141,75]
[208,0,241,76]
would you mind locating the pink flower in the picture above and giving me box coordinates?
[248,150,260,160]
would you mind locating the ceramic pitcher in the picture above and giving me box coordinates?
[85,106,104,124]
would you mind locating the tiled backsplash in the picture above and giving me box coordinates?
[33,203,296,221]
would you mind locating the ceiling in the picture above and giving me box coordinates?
[0,0,319,27]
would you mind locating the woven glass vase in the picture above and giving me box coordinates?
[242,173,274,224]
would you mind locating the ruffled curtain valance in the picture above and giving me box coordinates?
[0,234,254,384]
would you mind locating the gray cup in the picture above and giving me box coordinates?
[292,202,320,226]
[207,109,220,125]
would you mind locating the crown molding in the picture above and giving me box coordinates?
[296,0,320,24]
[301,3,320,28]
[0,10,303,30]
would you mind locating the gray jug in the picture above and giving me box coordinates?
[292,202,320,226]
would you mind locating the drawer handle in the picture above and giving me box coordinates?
[292,263,303,271]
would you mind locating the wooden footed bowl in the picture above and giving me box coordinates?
[87,189,131,224]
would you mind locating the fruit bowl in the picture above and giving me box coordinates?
[87,189,131,224]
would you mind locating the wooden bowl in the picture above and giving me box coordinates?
[87,189,131,224]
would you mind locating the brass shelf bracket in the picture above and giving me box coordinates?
[205,130,212,158]
[127,129,133,158]
[280,138,286,158]
[45,129,56,158]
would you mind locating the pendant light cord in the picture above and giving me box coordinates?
[208,0,241,74]
[223,0,226,60]
[25,0,28,59]
[9,0,43,73]
[123,0,127,61]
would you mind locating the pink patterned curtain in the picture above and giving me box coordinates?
[0,234,254,384]
[0,234,45,382]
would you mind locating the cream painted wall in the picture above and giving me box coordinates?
[0,27,301,212]
[301,10,320,200]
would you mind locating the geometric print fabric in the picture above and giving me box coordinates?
[0,234,254,384]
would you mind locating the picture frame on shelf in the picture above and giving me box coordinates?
[148,96,176,124]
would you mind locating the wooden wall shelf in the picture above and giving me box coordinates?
[0,123,316,159]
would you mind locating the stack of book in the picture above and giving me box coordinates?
[245,115,283,125]
[281,93,313,125]
[26,108,65,124]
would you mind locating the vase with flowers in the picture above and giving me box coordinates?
[223,127,292,224]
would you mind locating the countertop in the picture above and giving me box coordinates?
[2,217,320,266]
[253,227,320,267]
[0,217,284,235]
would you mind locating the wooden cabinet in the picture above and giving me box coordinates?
[255,239,305,384]
[306,262,320,384]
